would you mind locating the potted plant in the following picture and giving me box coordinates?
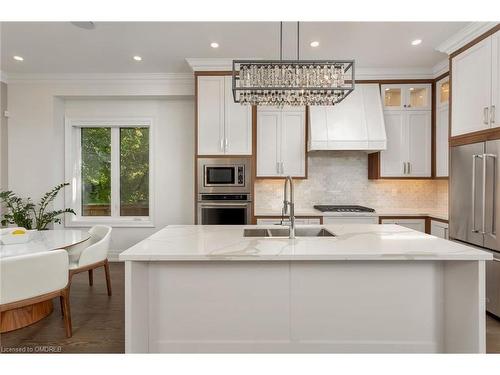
[0,183,76,230]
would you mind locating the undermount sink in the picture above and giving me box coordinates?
[243,227,335,238]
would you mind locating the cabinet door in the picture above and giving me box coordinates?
[380,111,405,177]
[197,76,225,155]
[405,84,431,111]
[381,85,404,111]
[436,77,450,177]
[257,109,281,177]
[451,37,492,136]
[436,105,449,177]
[492,31,500,129]
[323,216,379,224]
[430,220,449,239]
[407,111,431,177]
[224,76,252,155]
[381,218,426,233]
[281,109,306,177]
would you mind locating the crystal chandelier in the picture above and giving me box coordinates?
[232,22,355,106]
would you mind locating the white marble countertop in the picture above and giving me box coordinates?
[254,208,448,221]
[119,224,489,261]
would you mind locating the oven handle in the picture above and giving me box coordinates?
[198,202,251,207]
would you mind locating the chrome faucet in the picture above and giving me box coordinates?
[282,176,295,239]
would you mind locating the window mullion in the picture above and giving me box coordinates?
[111,127,121,218]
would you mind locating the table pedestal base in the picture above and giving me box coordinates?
[1,300,54,333]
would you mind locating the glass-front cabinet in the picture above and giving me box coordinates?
[381,84,431,111]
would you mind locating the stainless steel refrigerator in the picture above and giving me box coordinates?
[450,140,500,318]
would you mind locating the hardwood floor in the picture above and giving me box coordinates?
[487,313,500,353]
[0,262,124,353]
[1,261,500,353]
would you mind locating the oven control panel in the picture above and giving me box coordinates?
[238,166,244,185]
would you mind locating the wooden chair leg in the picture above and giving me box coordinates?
[88,269,93,286]
[60,296,64,318]
[61,288,72,338]
[104,260,112,296]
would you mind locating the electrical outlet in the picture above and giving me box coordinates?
[3,110,9,118]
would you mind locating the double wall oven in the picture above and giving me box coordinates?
[197,158,252,225]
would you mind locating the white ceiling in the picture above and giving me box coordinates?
[0,22,468,74]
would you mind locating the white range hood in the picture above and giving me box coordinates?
[308,84,387,152]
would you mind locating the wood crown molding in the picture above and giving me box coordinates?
[436,22,499,55]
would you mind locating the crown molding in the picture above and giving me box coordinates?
[0,71,8,84]
[5,72,194,83]
[356,67,435,80]
[436,22,499,55]
[186,58,263,71]
[432,59,449,78]
[186,58,438,79]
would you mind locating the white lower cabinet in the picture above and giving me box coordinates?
[257,107,306,178]
[380,218,426,232]
[323,216,379,225]
[256,218,321,225]
[430,220,449,239]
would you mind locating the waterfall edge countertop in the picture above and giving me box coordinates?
[119,224,490,261]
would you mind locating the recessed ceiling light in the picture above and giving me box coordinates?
[411,39,422,46]
[13,55,24,61]
[210,42,219,49]
[310,41,320,48]
[409,87,414,91]
[385,88,390,91]
[133,56,142,61]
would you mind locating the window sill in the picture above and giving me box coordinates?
[65,217,154,228]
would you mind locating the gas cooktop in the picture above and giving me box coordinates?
[313,205,375,213]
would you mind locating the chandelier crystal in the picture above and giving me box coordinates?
[232,60,354,106]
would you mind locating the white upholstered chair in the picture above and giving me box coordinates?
[0,250,72,337]
[67,225,112,296]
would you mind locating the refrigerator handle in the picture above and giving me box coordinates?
[484,153,497,235]
[482,154,487,234]
[472,154,482,233]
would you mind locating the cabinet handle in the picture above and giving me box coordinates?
[403,162,407,174]
[225,138,229,150]
[491,105,496,124]
[220,139,224,151]
[403,104,407,108]
[276,162,280,174]
[407,104,411,108]
[484,107,490,125]
[280,162,284,175]
[408,162,411,174]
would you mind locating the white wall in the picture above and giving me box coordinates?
[7,77,194,257]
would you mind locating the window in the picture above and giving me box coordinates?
[65,118,153,227]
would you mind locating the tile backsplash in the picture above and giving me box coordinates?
[254,151,448,212]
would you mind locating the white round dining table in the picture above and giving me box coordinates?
[0,229,91,333]
[0,229,90,259]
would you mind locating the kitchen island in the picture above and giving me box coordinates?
[120,224,491,353]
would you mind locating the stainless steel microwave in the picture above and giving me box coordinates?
[197,158,251,194]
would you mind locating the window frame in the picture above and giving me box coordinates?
[65,117,154,227]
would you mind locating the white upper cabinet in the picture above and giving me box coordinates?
[407,111,432,177]
[197,76,225,155]
[436,77,450,177]
[382,84,431,111]
[380,112,406,176]
[380,84,432,178]
[451,31,499,136]
[257,107,306,178]
[197,75,252,155]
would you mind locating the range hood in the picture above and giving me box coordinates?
[308,84,387,152]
